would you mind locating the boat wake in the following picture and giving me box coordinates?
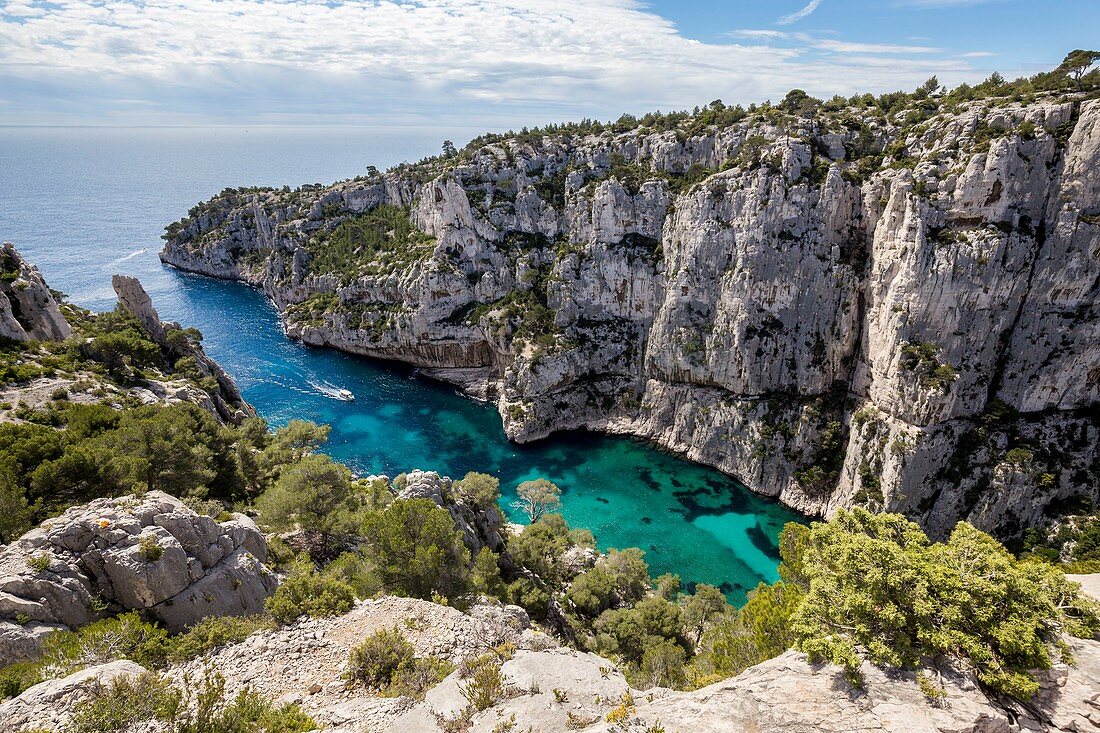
[104,247,148,268]
[309,380,355,402]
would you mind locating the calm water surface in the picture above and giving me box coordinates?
[0,126,805,601]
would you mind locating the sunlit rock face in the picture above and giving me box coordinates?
[162,96,1100,538]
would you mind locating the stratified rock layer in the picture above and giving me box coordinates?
[161,95,1100,536]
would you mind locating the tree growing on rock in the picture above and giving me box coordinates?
[1058,49,1100,88]
[359,498,472,600]
[455,471,500,510]
[514,478,562,523]
[254,453,354,534]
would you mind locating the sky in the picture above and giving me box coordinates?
[0,0,1095,128]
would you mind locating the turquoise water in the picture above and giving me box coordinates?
[0,127,804,602]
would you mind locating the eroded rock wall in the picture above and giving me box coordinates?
[160,96,1100,537]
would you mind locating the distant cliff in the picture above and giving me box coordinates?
[160,91,1100,538]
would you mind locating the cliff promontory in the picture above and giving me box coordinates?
[161,88,1099,537]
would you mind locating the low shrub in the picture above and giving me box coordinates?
[167,615,276,662]
[69,671,181,732]
[459,654,506,711]
[345,628,452,698]
[346,628,416,689]
[265,562,356,623]
[69,667,315,733]
[39,612,170,674]
[139,534,164,562]
[0,660,43,699]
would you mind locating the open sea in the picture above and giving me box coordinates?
[0,125,804,601]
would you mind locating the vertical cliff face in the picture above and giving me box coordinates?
[160,94,1100,538]
[0,242,71,343]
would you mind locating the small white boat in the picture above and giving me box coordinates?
[309,381,355,402]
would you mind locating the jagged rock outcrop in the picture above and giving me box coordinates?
[0,491,277,665]
[0,242,71,343]
[397,469,506,553]
[160,94,1100,537]
[111,274,255,425]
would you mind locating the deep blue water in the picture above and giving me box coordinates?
[0,126,804,602]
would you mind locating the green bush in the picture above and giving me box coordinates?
[786,509,1100,698]
[254,453,355,533]
[167,615,276,662]
[454,471,500,509]
[691,581,802,681]
[459,654,506,711]
[175,669,316,733]
[139,534,164,562]
[0,660,43,699]
[70,667,315,733]
[324,551,382,599]
[39,612,171,673]
[594,596,685,665]
[265,562,356,623]
[346,628,416,689]
[345,628,452,698]
[26,553,51,572]
[359,498,472,600]
[69,671,181,733]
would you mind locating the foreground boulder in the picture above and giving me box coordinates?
[0,660,148,733]
[0,491,277,665]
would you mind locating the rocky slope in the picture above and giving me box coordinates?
[4,591,1099,733]
[160,94,1100,537]
[109,274,254,425]
[0,244,254,427]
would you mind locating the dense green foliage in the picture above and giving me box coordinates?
[165,615,277,663]
[784,509,1100,698]
[358,498,473,599]
[1022,512,1100,573]
[305,204,434,280]
[264,560,357,622]
[0,400,337,542]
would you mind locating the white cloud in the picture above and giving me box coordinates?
[815,40,941,54]
[959,51,996,58]
[777,0,824,25]
[0,0,987,125]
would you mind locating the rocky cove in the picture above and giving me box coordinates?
[162,92,1100,541]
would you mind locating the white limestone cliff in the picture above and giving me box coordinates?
[160,95,1100,538]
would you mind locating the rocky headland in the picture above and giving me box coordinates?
[160,91,1099,539]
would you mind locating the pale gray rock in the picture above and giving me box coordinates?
[0,491,276,664]
[0,659,148,733]
[0,242,71,342]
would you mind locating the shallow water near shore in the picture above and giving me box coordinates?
[0,126,805,602]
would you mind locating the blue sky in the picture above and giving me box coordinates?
[0,0,1095,127]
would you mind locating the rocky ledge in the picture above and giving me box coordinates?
[160,91,1099,540]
